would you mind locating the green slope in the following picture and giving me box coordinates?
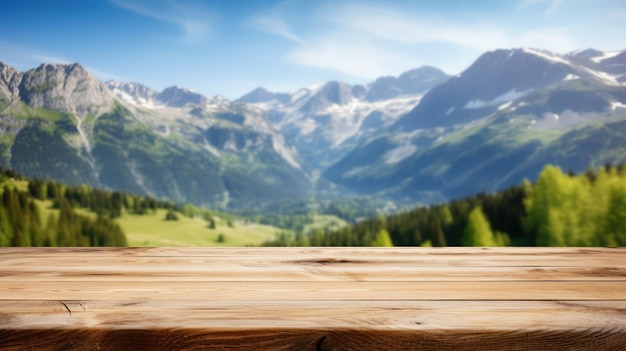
[119,209,279,247]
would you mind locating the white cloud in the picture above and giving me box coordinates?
[332,6,480,48]
[283,4,577,78]
[109,0,210,44]
[329,5,572,51]
[286,33,418,79]
[253,18,302,43]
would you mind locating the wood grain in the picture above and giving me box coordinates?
[1,247,624,350]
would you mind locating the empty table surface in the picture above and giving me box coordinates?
[1,247,625,350]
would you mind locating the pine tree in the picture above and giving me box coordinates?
[372,229,393,247]
[429,216,447,247]
[462,206,500,246]
[165,209,179,221]
[0,208,13,247]
[44,213,57,247]
[28,179,45,200]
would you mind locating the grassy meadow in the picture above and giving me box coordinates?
[119,209,279,247]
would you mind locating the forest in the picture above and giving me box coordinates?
[0,168,175,247]
[265,164,626,247]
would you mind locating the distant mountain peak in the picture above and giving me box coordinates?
[517,48,572,65]
[34,62,90,77]
[238,87,278,103]
[365,66,450,102]
[392,47,583,131]
[17,61,113,118]
[237,87,293,105]
[398,65,448,79]
[297,81,354,113]
[567,48,604,60]
[0,62,22,102]
[106,80,232,109]
[157,85,208,108]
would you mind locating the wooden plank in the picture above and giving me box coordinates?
[2,300,625,330]
[2,247,624,284]
[3,264,625,281]
[1,280,624,300]
[0,247,625,350]
[2,301,625,349]
[2,328,624,351]
[0,247,626,264]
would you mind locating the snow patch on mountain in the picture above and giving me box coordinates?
[580,66,624,86]
[385,141,416,164]
[252,89,423,148]
[591,51,622,63]
[290,82,327,104]
[612,101,626,111]
[465,89,529,109]
[106,81,162,109]
[522,48,571,65]
[297,118,318,136]
[203,99,232,113]
[200,135,220,157]
[116,88,161,109]
[329,95,424,147]
[498,101,513,110]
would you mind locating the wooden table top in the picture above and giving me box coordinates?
[1,247,625,350]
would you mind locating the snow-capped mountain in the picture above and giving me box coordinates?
[325,47,626,203]
[238,87,291,105]
[106,81,228,109]
[106,79,303,167]
[106,81,160,108]
[239,66,450,169]
[391,47,626,133]
[0,62,310,209]
[392,48,617,131]
[364,66,449,102]
[157,86,210,108]
[567,49,626,84]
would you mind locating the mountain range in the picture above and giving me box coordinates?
[1,47,625,209]
[325,48,626,202]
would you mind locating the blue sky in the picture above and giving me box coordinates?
[1,0,625,99]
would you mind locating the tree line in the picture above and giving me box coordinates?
[2,163,624,248]
[265,164,626,247]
